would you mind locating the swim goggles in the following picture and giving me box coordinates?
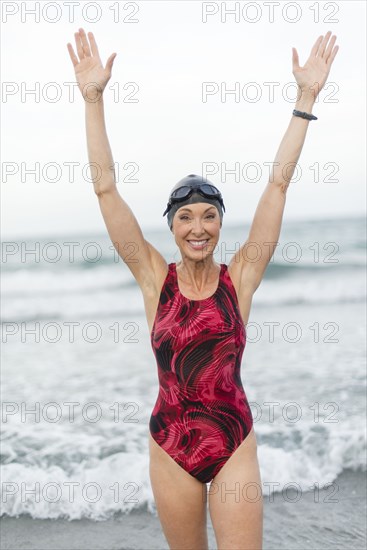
[162,183,226,217]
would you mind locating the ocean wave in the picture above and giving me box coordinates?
[1,423,365,520]
[1,275,365,324]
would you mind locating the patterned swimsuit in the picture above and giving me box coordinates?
[150,262,253,483]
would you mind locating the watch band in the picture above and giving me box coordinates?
[293,109,318,121]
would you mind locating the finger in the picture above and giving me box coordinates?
[79,27,92,57]
[324,35,337,62]
[310,35,323,57]
[105,53,117,73]
[74,31,85,60]
[67,43,79,67]
[318,30,332,57]
[88,31,100,58]
[327,45,339,66]
[292,47,300,71]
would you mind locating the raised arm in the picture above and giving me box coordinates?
[66,28,166,293]
[230,31,339,294]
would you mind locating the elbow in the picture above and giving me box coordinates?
[94,187,106,198]
[94,181,117,198]
[94,187,114,200]
[271,180,289,196]
[279,181,290,195]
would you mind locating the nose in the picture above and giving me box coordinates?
[191,217,205,235]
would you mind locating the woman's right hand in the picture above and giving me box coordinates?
[67,28,117,101]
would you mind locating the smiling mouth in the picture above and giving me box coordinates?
[187,239,209,249]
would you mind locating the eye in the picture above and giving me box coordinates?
[179,214,215,221]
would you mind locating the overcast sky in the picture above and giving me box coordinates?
[1,0,366,239]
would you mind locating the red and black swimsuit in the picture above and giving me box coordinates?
[150,262,253,483]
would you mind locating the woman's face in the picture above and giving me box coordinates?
[171,202,222,258]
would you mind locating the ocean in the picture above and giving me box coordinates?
[1,215,366,522]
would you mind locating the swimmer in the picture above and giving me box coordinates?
[67,29,339,550]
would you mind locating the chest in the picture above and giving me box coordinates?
[151,294,246,353]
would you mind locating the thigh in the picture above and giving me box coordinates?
[208,427,263,550]
[148,433,209,550]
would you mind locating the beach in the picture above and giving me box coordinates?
[1,217,366,548]
[1,470,366,549]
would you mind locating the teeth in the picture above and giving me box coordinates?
[189,240,208,245]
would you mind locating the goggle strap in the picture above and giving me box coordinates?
[162,204,171,216]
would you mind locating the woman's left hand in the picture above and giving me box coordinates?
[292,31,339,100]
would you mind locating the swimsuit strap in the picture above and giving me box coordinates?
[169,262,239,304]
[169,262,225,297]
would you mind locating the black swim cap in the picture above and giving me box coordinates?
[164,174,225,230]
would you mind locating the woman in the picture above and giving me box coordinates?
[67,29,339,549]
